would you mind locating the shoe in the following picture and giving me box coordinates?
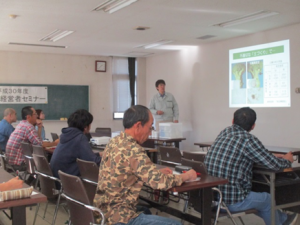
[283,213,298,225]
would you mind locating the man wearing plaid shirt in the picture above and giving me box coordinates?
[6,106,58,171]
[205,107,297,225]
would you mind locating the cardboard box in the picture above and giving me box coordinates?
[159,123,183,138]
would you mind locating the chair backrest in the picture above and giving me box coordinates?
[59,170,105,225]
[21,142,35,174]
[21,142,33,156]
[32,154,58,199]
[181,158,207,175]
[32,145,45,156]
[51,133,59,142]
[182,151,206,162]
[95,127,111,137]
[159,146,182,167]
[77,158,99,203]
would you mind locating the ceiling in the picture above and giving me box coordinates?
[1,0,300,57]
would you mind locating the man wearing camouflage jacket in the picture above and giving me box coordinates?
[94,105,196,225]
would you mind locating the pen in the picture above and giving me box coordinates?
[182,171,201,176]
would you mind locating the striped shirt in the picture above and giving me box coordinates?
[6,120,42,165]
[204,124,291,205]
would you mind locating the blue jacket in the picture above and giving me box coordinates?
[0,119,15,151]
[50,127,101,178]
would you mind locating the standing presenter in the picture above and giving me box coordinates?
[149,79,179,130]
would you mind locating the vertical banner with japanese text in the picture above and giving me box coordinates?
[0,86,48,104]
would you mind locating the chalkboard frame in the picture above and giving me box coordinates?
[0,84,89,120]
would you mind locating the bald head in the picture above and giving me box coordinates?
[3,108,17,124]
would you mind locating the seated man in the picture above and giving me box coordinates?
[204,107,297,225]
[50,109,102,179]
[6,106,58,171]
[0,108,17,152]
[94,105,196,225]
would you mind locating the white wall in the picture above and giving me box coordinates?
[146,22,300,151]
[0,52,143,138]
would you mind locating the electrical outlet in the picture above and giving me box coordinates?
[295,88,300,93]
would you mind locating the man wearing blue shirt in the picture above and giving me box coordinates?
[205,107,297,225]
[0,108,17,152]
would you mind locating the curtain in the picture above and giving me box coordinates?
[128,57,136,106]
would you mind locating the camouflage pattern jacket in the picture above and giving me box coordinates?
[93,131,182,224]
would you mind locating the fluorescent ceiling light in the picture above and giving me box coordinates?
[40,29,74,42]
[9,42,67,48]
[143,40,173,49]
[93,0,138,14]
[213,10,279,28]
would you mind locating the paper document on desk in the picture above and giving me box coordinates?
[184,177,201,182]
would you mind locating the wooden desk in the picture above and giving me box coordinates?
[195,142,300,160]
[142,137,186,149]
[0,169,47,225]
[194,142,213,151]
[252,162,300,225]
[140,165,228,225]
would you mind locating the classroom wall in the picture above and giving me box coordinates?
[146,22,300,151]
[0,52,147,138]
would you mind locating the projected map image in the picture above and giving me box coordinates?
[247,60,263,88]
[246,60,264,104]
[231,63,246,88]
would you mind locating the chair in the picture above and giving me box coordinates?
[77,158,99,204]
[181,158,256,225]
[32,154,63,225]
[20,142,36,184]
[32,144,46,156]
[182,151,206,162]
[95,127,111,137]
[0,149,17,175]
[158,146,182,167]
[58,170,105,225]
[51,133,59,142]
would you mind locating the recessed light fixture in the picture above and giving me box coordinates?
[197,35,215,40]
[9,14,18,19]
[133,26,150,31]
[213,10,279,28]
[9,42,67,48]
[93,0,138,14]
[143,40,173,49]
[40,29,74,42]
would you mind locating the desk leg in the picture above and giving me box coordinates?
[270,173,276,225]
[201,187,212,225]
[11,206,26,225]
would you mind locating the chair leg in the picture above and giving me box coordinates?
[33,203,40,225]
[51,193,62,225]
[221,202,238,225]
[238,216,246,225]
[43,202,49,219]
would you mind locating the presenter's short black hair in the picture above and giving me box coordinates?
[233,107,256,131]
[68,109,93,131]
[155,79,166,88]
[123,105,149,129]
[22,106,34,120]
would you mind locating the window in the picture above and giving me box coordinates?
[112,57,136,115]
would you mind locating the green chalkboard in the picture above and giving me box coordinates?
[0,84,89,120]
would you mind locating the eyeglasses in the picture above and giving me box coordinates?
[150,126,154,131]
